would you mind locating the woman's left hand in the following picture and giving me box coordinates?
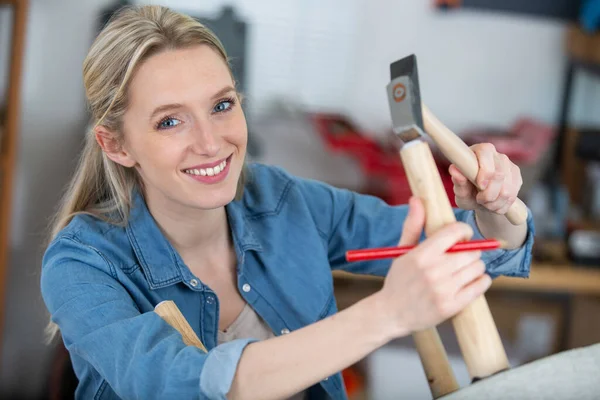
[449,143,523,215]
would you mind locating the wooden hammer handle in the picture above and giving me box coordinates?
[400,140,509,385]
[422,104,528,226]
[155,300,208,352]
[401,140,460,398]
[412,328,459,398]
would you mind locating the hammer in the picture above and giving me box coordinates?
[385,54,513,398]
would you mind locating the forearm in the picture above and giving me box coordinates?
[228,293,392,400]
[474,208,528,249]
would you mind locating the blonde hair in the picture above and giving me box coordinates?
[45,5,246,341]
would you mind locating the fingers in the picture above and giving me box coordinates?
[449,165,470,197]
[476,153,506,207]
[476,154,513,211]
[398,197,425,247]
[472,143,496,190]
[471,144,522,215]
[448,259,486,290]
[434,250,483,276]
[414,222,474,258]
[424,257,489,322]
[499,162,523,215]
[434,265,491,320]
[415,251,483,293]
[449,164,477,209]
[448,164,468,186]
[452,274,492,313]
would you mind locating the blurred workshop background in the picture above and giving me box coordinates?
[2,0,600,399]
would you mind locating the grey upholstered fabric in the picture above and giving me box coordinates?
[441,343,600,400]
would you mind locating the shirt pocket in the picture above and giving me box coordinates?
[94,380,121,400]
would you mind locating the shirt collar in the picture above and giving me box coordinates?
[125,190,262,289]
[125,191,184,289]
[226,199,263,258]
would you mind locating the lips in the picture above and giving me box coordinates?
[184,154,231,171]
[182,154,232,183]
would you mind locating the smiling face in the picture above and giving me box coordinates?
[101,45,248,212]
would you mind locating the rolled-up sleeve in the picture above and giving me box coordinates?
[293,175,534,279]
[458,208,535,279]
[41,235,254,400]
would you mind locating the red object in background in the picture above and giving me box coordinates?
[309,113,554,208]
[342,367,364,397]
[435,0,462,8]
[461,118,556,164]
[309,113,457,207]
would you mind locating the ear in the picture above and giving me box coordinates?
[94,125,136,168]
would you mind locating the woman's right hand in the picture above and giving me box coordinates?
[378,196,492,339]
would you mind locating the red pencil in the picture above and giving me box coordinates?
[345,239,503,262]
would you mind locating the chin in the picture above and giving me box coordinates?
[204,193,236,209]
[189,184,239,210]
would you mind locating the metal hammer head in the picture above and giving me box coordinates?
[386,54,425,143]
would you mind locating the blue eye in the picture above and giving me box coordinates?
[157,117,181,130]
[213,99,234,113]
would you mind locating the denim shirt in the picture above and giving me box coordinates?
[41,163,535,400]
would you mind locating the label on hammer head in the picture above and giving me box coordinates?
[386,76,421,137]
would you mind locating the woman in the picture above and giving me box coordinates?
[41,5,534,400]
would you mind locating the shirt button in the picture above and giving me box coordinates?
[190,278,199,287]
[281,328,290,335]
[242,283,251,293]
[206,295,215,304]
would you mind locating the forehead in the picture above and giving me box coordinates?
[128,45,233,108]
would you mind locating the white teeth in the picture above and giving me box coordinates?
[184,158,228,177]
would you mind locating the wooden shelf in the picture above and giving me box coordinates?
[0,0,27,363]
[492,264,600,295]
[333,263,600,296]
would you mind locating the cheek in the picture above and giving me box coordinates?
[133,136,187,171]
[228,111,248,146]
[234,126,248,147]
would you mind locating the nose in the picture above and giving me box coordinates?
[190,122,220,157]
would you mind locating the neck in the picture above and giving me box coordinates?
[144,191,230,254]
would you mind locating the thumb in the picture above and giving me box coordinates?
[399,197,425,246]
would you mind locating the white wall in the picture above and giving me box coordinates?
[351,1,600,134]
[348,1,565,133]
[140,0,363,119]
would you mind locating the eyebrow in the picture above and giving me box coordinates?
[211,85,236,100]
[148,86,236,122]
[149,103,184,122]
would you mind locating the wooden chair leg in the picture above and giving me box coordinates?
[400,140,509,395]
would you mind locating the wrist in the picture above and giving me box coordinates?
[363,291,408,344]
[474,208,527,249]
